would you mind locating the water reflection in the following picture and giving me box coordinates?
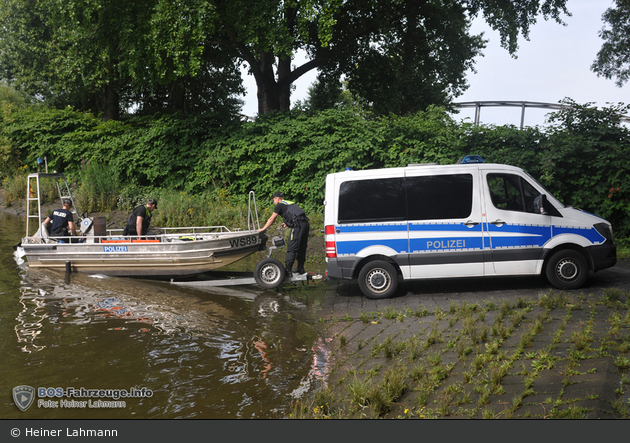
[2,211,332,418]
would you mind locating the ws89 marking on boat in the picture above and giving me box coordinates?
[229,235,258,248]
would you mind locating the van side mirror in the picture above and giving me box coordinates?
[533,194,549,215]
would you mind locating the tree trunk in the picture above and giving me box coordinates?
[255,51,280,115]
[277,56,292,112]
[251,49,320,115]
[102,84,120,122]
[171,82,188,114]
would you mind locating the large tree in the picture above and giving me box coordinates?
[316,1,485,115]
[592,0,630,87]
[206,0,571,115]
[0,0,572,118]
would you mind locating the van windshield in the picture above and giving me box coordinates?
[522,170,565,208]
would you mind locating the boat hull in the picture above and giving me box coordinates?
[21,230,264,277]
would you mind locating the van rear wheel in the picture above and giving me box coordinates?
[545,250,589,290]
[358,261,398,299]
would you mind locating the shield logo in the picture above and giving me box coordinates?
[13,386,35,412]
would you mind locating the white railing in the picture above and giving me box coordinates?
[453,101,630,129]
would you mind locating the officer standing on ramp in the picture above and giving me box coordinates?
[258,191,310,277]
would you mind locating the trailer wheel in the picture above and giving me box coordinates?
[254,258,286,289]
[358,260,398,299]
[545,250,589,290]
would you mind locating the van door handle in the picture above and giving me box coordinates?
[490,219,506,226]
[464,220,479,227]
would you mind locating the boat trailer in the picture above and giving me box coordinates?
[169,235,322,290]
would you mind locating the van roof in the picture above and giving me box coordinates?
[329,163,523,177]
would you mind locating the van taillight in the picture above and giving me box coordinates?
[325,225,337,258]
[325,242,337,258]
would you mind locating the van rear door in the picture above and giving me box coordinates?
[405,168,486,278]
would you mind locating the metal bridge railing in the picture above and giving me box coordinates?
[452,101,630,129]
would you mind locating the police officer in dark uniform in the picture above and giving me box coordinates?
[43,199,78,243]
[124,199,158,237]
[258,191,309,277]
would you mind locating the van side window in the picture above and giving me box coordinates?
[487,173,542,213]
[339,178,406,223]
[407,174,473,220]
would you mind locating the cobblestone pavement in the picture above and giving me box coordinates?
[310,259,630,419]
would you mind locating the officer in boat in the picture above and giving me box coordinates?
[124,199,158,237]
[258,191,309,277]
[43,199,78,243]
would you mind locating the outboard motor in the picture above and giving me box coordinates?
[80,217,94,235]
[79,217,106,243]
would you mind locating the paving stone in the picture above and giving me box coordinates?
[532,375,566,393]
[314,260,630,419]
[501,375,526,385]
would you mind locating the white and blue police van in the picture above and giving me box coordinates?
[323,159,617,299]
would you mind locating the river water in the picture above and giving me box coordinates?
[0,211,332,419]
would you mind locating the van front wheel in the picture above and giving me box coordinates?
[545,250,589,290]
[358,261,398,299]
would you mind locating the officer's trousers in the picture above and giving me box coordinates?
[285,221,309,273]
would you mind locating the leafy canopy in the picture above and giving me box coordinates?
[0,0,572,118]
[592,0,630,86]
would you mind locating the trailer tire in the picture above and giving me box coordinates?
[358,260,398,299]
[254,258,286,289]
[545,250,589,290]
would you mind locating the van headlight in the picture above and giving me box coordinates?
[594,223,614,242]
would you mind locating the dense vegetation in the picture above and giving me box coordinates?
[1,97,629,243]
[0,0,571,119]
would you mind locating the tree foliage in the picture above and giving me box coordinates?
[0,0,244,120]
[0,0,571,118]
[592,0,630,86]
[544,99,630,233]
[210,0,570,115]
[315,0,486,115]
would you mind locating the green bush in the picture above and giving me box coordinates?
[1,100,628,238]
[2,165,28,206]
[2,166,65,207]
[72,161,121,213]
[150,188,252,229]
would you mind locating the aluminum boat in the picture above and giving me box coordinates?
[16,170,267,277]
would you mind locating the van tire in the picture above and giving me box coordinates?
[254,258,286,289]
[545,250,589,290]
[358,261,398,299]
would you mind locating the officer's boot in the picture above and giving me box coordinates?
[296,262,306,274]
